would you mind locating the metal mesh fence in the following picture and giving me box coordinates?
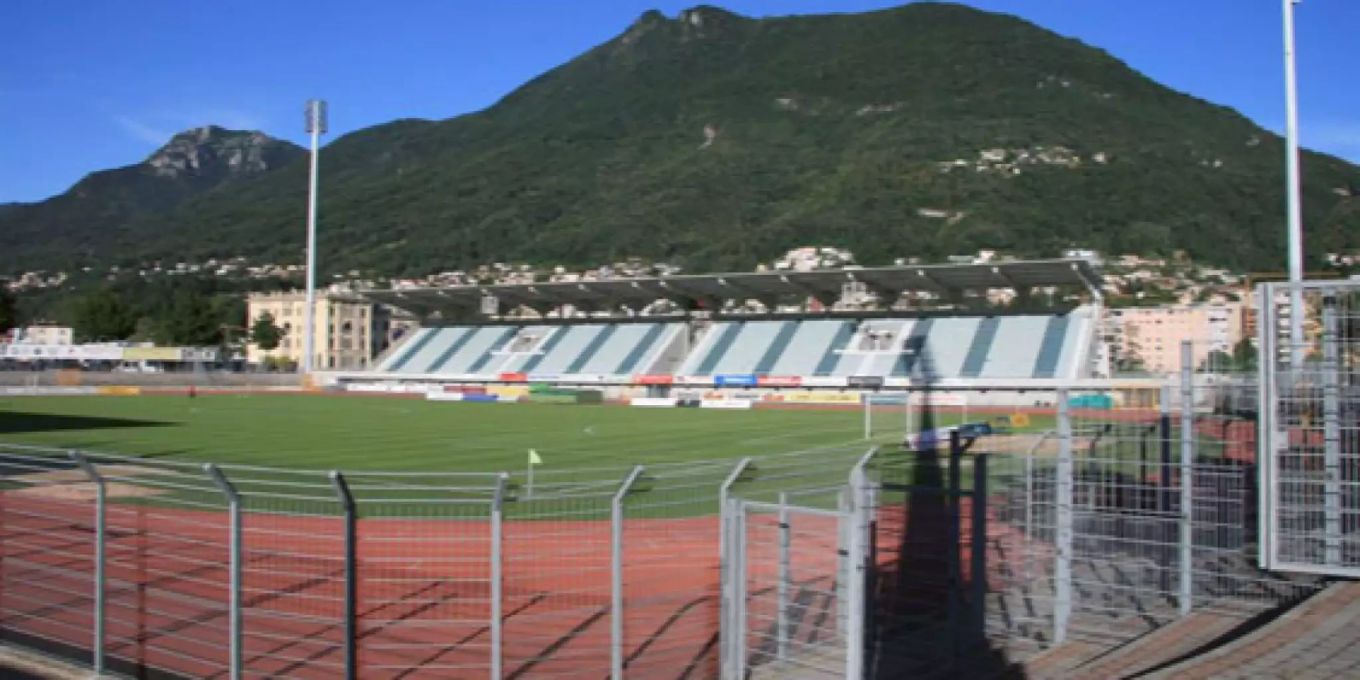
[1259,280,1360,576]
[502,470,614,678]
[619,460,726,679]
[92,454,233,677]
[737,499,847,678]
[855,376,1322,671]
[229,467,344,679]
[0,446,98,665]
[349,472,501,679]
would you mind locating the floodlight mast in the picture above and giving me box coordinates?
[303,100,327,375]
[1282,0,1304,368]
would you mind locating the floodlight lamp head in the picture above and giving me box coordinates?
[305,99,328,135]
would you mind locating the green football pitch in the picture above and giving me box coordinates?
[0,394,991,473]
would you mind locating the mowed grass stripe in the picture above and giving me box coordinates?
[0,395,921,473]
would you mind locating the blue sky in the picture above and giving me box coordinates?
[1,1,1356,203]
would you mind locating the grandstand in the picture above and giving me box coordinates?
[345,258,1103,390]
[677,311,1092,380]
[376,321,687,379]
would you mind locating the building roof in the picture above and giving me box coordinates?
[359,258,1101,319]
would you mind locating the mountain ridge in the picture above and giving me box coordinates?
[0,126,304,270]
[2,2,1357,276]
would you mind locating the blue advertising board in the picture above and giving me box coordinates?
[714,374,757,387]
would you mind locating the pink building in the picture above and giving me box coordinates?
[1104,303,1244,374]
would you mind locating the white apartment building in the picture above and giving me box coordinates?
[9,324,75,345]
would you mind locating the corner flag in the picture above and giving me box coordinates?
[528,449,543,466]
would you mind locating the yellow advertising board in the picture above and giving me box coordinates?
[782,391,862,405]
[96,386,142,396]
[488,385,530,400]
[122,347,182,362]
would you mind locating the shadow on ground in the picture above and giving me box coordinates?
[867,344,1026,679]
[0,411,174,435]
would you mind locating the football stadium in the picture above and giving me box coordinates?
[3,3,1359,678]
[3,256,1357,680]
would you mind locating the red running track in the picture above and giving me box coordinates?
[0,490,1040,679]
[0,493,733,680]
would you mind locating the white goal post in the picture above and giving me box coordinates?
[861,390,973,442]
[861,391,914,441]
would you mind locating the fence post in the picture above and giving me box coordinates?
[847,446,878,678]
[1179,342,1195,615]
[1257,282,1284,568]
[490,473,507,680]
[611,465,645,680]
[836,487,850,640]
[846,460,871,680]
[70,452,106,675]
[1159,384,1173,513]
[776,492,790,662]
[1255,282,1274,567]
[204,464,242,680]
[1321,295,1341,565]
[718,458,752,679]
[731,498,749,679]
[329,472,358,680]
[1054,390,1072,645]
[1022,434,1049,585]
[971,454,989,636]
[947,431,964,662]
[863,392,872,440]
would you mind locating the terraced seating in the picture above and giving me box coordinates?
[678,308,1094,380]
[369,308,1093,382]
[373,322,683,378]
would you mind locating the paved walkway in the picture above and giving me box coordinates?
[0,644,90,679]
[1062,610,1243,679]
[1020,581,1360,680]
[1143,580,1360,680]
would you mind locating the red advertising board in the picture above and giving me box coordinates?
[498,372,528,382]
[757,375,803,387]
[634,375,675,386]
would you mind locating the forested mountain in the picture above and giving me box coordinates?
[3,3,1357,276]
[0,126,302,271]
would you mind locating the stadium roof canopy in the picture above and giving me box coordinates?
[359,258,1101,319]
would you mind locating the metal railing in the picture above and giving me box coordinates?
[0,441,870,679]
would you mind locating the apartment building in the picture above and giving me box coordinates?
[246,291,414,371]
[1104,302,1245,374]
[8,324,75,345]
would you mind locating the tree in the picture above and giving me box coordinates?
[130,316,161,342]
[1231,338,1258,372]
[69,288,136,342]
[0,287,16,335]
[156,291,222,346]
[250,311,285,351]
[1114,355,1147,375]
[1201,350,1234,373]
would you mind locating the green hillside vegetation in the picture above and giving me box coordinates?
[0,127,303,271]
[2,2,1357,277]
